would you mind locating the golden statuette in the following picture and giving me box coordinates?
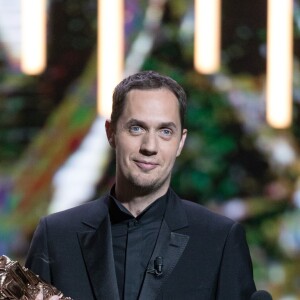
[0,255,72,300]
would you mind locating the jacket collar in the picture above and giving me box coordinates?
[138,189,190,299]
[77,195,120,300]
[164,188,189,231]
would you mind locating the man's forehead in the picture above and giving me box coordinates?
[124,95,179,115]
[125,89,179,107]
[117,88,181,127]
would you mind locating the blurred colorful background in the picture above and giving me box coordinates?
[0,1,300,299]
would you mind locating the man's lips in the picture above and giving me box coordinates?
[134,160,159,171]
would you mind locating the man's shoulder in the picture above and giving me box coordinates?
[43,195,109,228]
[180,198,236,229]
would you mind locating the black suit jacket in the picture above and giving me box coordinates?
[26,190,256,299]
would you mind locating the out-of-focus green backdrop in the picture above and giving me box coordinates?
[0,1,300,299]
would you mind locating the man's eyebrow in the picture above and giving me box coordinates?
[159,122,177,130]
[125,119,178,130]
[125,118,146,127]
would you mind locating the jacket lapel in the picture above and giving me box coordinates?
[139,190,190,300]
[77,196,119,300]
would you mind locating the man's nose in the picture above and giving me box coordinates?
[140,132,158,155]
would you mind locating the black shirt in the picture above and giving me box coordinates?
[109,191,168,300]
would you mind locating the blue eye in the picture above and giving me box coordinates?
[129,126,142,134]
[161,129,172,136]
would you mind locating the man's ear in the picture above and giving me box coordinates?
[105,120,115,148]
[176,129,187,157]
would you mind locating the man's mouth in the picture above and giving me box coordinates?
[134,160,159,171]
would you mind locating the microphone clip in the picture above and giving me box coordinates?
[147,256,163,277]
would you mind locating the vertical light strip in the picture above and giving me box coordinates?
[194,0,221,74]
[21,0,47,75]
[266,0,293,128]
[98,0,124,117]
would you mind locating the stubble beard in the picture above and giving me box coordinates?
[127,171,171,196]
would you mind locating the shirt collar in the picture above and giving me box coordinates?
[108,186,168,225]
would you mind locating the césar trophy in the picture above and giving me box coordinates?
[0,255,72,300]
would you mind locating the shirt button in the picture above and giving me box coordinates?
[128,220,139,228]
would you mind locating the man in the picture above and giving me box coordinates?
[26,70,256,299]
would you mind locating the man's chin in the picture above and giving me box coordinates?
[130,178,167,195]
[131,182,157,194]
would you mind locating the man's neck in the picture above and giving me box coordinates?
[114,184,168,217]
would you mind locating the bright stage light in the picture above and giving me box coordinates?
[21,0,47,75]
[97,0,124,117]
[194,0,221,74]
[266,0,293,128]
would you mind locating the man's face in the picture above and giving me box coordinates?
[106,88,187,195]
